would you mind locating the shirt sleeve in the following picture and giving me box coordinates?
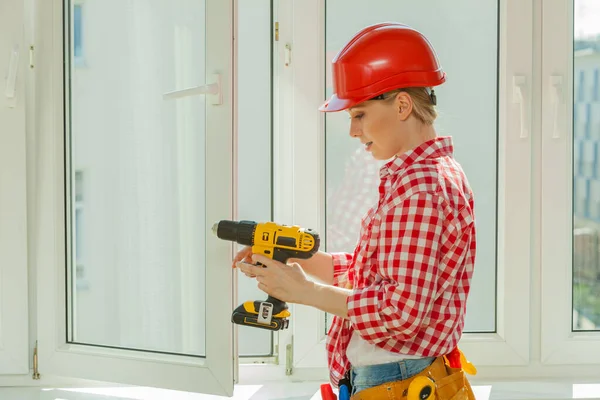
[346,191,456,343]
[331,252,354,288]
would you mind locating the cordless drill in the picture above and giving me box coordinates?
[212,220,320,331]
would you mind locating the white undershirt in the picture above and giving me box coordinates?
[346,331,421,367]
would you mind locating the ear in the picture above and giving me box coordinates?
[394,92,413,121]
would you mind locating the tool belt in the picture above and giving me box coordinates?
[350,356,475,400]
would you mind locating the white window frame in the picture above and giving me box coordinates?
[0,0,30,376]
[540,0,600,365]
[20,0,238,395]
[279,0,534,377]
[236,0,298,382]
[235,0,279,362]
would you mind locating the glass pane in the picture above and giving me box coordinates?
[572,0,600,331]
[236,0,274,356]
[66,0,207,355]
[324,0,498,332]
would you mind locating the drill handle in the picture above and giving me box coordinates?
[265,295,285,307]
[273,247,316,263]
[254,260,286,305]
[272,249,291,264]
[255,258,287,309]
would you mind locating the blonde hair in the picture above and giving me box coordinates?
[376,87,437,125]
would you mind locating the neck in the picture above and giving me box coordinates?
[395,121,437,157]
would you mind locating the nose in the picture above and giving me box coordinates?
[349,119,361,138]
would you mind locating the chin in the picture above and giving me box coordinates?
[371,152,394,161]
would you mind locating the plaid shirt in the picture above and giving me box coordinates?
[325,137,476,387]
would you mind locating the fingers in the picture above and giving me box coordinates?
[257,282,267,293]
[237,261,263,278]
[252,254,281,268]
[234,252,282,270]
[233,251,250,264]
[242,266,257,278]
[232,246,252,268]
[235,253,286,282]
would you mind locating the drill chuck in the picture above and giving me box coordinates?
[212,220,255,246]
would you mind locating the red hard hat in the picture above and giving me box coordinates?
[320,22,446,112]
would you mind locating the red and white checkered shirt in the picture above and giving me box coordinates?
[325,136,476,387]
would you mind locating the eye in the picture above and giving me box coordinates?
[352,113,364,120]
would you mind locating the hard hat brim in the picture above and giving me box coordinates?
[318,93,361,113]
[319,70,446,113]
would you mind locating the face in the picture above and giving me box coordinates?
[346,92,412,160]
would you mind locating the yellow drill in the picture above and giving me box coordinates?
[212,220,320,331]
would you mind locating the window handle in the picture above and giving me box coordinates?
[5,45,19,108]
[162,73,222,105]
[550,75,564,139]
[513,75,529,139]
[285,43,291,67]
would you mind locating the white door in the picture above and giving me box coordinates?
[0,0,30,376]
[33,0,236,395]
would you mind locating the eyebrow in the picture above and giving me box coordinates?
[348,106,365,113]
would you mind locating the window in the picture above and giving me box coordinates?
[323,0,499,334]
[572,0,600,331]
[286,0,533,370]
[66,0,210,355]
[541,0,600,366]
[29,0,237,394]
[8,0,600,392]
[236,0,275,358]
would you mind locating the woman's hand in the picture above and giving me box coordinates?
[236,254,314,304]
[232,246,257,278]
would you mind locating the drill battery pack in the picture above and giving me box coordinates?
[231,299,291,331]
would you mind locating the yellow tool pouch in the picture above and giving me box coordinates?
[350,353,476,400]
[430,365,475,400]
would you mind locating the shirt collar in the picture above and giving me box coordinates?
[380,136,454,179]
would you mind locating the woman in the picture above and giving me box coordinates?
[234,22,476,399]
